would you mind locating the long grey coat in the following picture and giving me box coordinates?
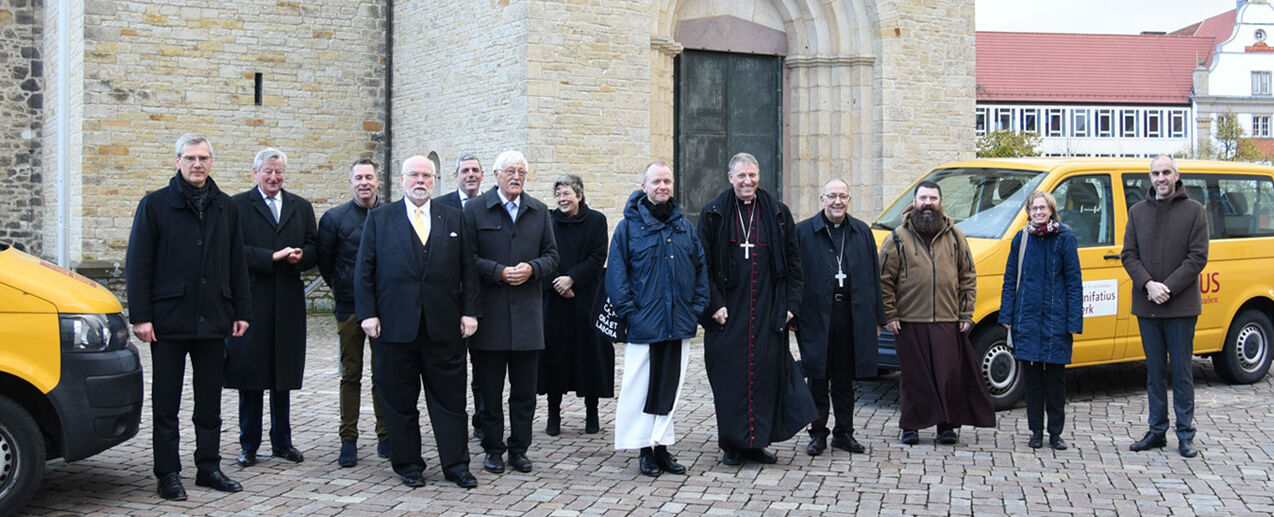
[463,186,559,351]
[224,188,318,390]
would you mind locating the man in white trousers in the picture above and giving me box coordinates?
[605,162,710,477]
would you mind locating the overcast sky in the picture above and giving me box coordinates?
[977,0,1239,34]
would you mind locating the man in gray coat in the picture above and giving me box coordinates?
[1122,154,1209,458]
[463,150,559,474]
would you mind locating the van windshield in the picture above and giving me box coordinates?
[872,167,1048,239]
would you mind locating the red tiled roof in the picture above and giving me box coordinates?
[977,32,1218,104]
[1170,8,1235,67]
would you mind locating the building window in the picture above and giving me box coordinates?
[1145,110,1163,138]
[1073,109,1089,137]
[996,108,1014,131]
[1046,109,1065,137]
[976,108,987,136]
[1169,110,1187,138]
[1121,110,1139,137]
[1254,115,1271,137]
[1096,109,1114,137]
[1021,109,1039,134]
[1254,71,1272,96]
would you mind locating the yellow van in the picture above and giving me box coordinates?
[872,158,1274,410]
[0,242,143,513]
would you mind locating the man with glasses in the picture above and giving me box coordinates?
[463,150,559,474]
[1122,154,1209,458]
[355,155,480,488]
[436,152,488,440]
[794,179,884,456]
[227,148,317,468]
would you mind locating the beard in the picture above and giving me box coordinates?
[910,206,945,234]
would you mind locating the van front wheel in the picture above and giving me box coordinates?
[972,325,1024,411]
[0,395,45,516]
[1213,309,1273,384]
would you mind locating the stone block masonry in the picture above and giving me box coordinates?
[0,0,45,254]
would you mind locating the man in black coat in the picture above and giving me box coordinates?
[435,152,488,440]
[225,148,318,468]
[794,179,884,456]
[126,134,250,500]
[464,150,559,474]
[355,155,481,488]
[318,158,388,467]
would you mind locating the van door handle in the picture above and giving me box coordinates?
[1103,253,1120,260]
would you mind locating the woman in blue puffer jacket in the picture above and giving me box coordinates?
[1000,190,1083,451]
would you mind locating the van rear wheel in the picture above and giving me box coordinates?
[0,396,45,515]
[972,325,1024,411]
[1213,309,1273,384]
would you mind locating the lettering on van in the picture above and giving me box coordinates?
[1200,271,1220,305]
[1082,279,1119,318]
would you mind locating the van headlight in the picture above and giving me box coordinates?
[60,313,130,352]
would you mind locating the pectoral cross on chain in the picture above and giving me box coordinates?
[835,269,847,288]
[740,241,755,259]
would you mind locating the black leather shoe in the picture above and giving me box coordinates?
[194,470,243,493]
[806,435,827,456]
[721,449,742,466]
[444,468,478,489]
[1129,432,1167,452]
[1027,433,1043,449]
[400,472,426,488]
[831,434,865,454]
[743,448,778,464]
[236,450,257,467]
[936,428,959,445]
[653,446,685,475]
[156,472,187,501]
[483,452,505,474]
[1179,439,1199,458]
[272,446,305,463]
[509,451,533,473]
[638,448,661,477]
[338,440,358,467]
[899,430,919,445]
[1049,436,1068,450]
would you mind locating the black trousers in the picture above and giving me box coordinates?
[1021,360,1066,436]
[373,318,471,476]
[809,299,855,438]
[470,350,485,432]
[238,389,291,452]
[150,338,225,478]
[471,349,539,455]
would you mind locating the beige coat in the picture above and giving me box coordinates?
[878,207,977,323]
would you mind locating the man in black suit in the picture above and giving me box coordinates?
[126,134,250,500]
[355,155,481,489]
[464,150,558,474]
[226,148,318,468]
[435,152,487,440]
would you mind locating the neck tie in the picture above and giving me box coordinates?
[506,201,517,222]
[413,207,430,246]
[267,196,280,223]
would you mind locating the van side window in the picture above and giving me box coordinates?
[1125,173,1248,239]
[1052,175,1114,247]
[1216,176,1274,238]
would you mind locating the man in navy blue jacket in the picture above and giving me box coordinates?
[126,134,251,500]
[607,161,709,477]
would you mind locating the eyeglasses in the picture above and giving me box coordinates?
[404,172,436,180]
[1028,205,1051,212]
[822,193,850,201]
[499,168,528,177]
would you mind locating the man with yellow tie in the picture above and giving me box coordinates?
[354,155,481,489]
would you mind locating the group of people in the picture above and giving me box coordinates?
[125,135,1209,501]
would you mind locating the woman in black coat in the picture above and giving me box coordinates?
[540,174,613,435]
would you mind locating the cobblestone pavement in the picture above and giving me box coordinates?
[18,315,1274,516]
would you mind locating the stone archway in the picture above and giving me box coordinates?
[649,0,881,217]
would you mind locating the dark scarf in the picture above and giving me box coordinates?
[643,340,681,415]
[1026,220,1060,236]
[642,197,674,222]
[176,172,212,220]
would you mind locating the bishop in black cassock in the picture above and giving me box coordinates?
[697,153,817,466]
